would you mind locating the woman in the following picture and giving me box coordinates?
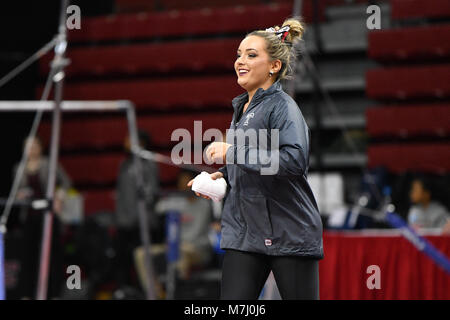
[15,136,71,298]
[187,18,323,299]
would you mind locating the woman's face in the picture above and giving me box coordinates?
[235,35,276,93]
[25,138,42,159]
[410,180,430,204]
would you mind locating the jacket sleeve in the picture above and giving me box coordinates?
[225,100,309,177]
[218,165,229,183]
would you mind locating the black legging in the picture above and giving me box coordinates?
[220,249,319,300]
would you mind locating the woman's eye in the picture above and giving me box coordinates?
[248,54,256,58]
[236,54,241,58]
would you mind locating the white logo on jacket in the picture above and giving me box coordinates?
[243,112,255,126]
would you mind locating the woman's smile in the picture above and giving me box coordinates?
[238,68,249,77]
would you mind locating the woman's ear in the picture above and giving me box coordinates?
[270,59,282,75]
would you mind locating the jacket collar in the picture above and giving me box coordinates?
[231,80,283,111]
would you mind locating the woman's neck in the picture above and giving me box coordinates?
[246,79,275,106]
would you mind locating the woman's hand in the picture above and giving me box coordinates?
[187,171,224,200]
[53,189,66,217]
[16,188,31,200]
[205,142,232,164]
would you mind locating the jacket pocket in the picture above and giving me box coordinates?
[221,191,245,237]
[239,195,273,245]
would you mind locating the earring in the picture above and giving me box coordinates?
[269,71,273,77]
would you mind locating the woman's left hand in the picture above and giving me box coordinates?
[206,142,232,164]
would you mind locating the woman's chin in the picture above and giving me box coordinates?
[237,78,249,90]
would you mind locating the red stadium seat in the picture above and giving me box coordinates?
[139,112,232,147]
[39,38,241,77]
[366,64,450,100]
[67,1,387,43]
[115,0,288,13]
[68,4,293,43]
[115,0,158,13]
[391,0,450,20]
[366,104,450,138]
[82,189,116,216]
[368,24,450,62]
[39,117,127,150]
[368,143,450,174]
[113,0,372,22]
[39,112,233,150]
[61,153,125,186]
[288,0,387,24]
[59,152,205,187]
[156,0,266,11]
[45,76,243,110]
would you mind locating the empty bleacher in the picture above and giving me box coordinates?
[60,152,182,186]
[368,24,450,62]
[366,104,450,138]
[67,3,293,43]
[115,0,285,13]
[40,39,241,77]
[39,112,232,150]
[366,64,450,100]
[82,188,116,216]
[40,76,242,110]
[368,143,450,174]
[366,0,450,175]
[390,0,450,21]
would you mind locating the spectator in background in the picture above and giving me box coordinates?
[152,170,214,280]
[408,176,450,233]
[15,135,72,299]
[114,130,160,290]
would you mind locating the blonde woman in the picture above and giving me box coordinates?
[188,18,323,299]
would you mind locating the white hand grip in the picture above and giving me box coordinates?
[191,171,227,202]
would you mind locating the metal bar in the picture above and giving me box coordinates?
[0,228,5,300]
[36,0,70,300]
[135,149,214,173]
[126,106,157,300]
[0,37,58,90]
[384,211,450,274]
[0,100,131,112]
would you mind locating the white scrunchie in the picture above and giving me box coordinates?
[265,25,291,40]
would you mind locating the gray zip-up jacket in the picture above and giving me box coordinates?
[219,81,323,258]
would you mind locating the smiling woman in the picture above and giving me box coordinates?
[236,18,304,100]
[188,17,323,300]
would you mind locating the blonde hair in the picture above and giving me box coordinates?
[247,17,305,80]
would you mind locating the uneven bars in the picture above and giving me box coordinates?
[0,99,157,300]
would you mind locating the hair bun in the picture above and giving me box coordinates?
[281,18,304,43]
